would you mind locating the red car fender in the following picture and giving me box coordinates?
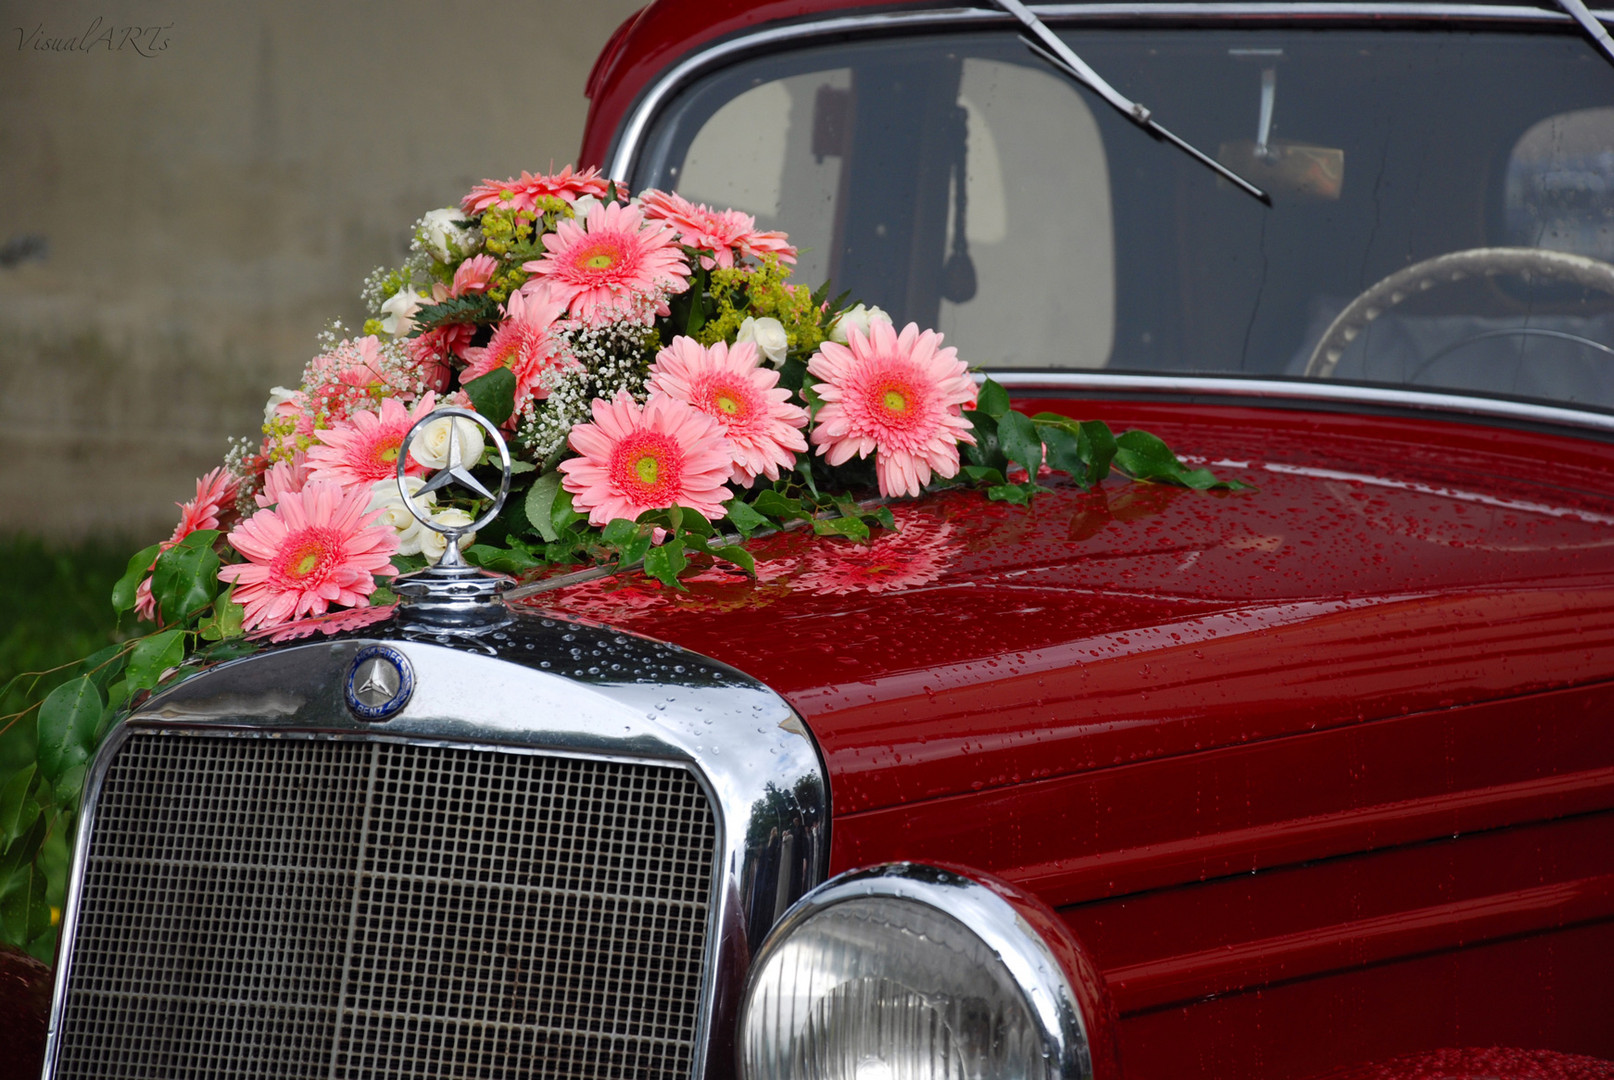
[935,862,1124,1080]
[1309,1048,1614,1080]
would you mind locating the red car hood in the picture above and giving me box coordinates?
[514,401,1614,815]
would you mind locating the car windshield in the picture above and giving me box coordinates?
[630,24,1614,412]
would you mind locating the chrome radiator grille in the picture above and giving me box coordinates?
[53,732,719,1080]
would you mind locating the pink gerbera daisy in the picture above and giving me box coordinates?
[648,336,808,486]
[558,390,735,526]
[523,201,689,324]
[305,393,437,487]
[449,253,499,297]
[219,481,399,630]
[639,189,798,270]
[135,468,242,622]
[807,321,978,498]
[460,165,613,216]
[460,287,581,417]
[256,454,310,509]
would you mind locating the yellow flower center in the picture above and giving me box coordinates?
[292,551,320,578]
[585,251,616,270]
[883,388,909,413]
[714,390,741,416]
[634,454,660,486]
[378,444,399,465]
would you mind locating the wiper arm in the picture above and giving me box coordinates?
[989,0,1272,206]
[1553,0,1614,70]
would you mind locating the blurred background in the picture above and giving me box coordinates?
[0,0,643,721]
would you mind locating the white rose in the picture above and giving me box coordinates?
[262,386,299,426]
[419,207,479,262]
[410,414,485,470]
[379,287,426,337]
[569,194,601,222]
[420,507,477,564]
[829,303,893,345]
[737,315,790,367]
[366,477,437,557]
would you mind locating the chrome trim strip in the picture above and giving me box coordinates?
[984,371,1614,435]
[740,863,1094,1080]
[45,620,829,1080]
[606,3,1598,180]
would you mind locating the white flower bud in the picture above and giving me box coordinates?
[569,194,601,222]
[366,477,437,557]
[410,414,484,470]
[420,507,477,564]
[737,315,790,367]
[419,207,479,263]
[829,303,893,345]
[379,287,426,337]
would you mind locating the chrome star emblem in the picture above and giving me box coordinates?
[345,645,414,721]
[397,407,512,570]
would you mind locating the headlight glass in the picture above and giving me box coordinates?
[741,873,1080,1080]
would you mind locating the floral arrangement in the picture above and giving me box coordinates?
[0,166,1235,956]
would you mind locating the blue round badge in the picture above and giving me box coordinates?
[345,645,414,721]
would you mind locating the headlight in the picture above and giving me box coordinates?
[739,864,1095,1080]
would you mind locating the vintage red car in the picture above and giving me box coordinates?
[17,0,1614,1078]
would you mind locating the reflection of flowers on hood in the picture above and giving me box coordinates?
[796,511,959,595]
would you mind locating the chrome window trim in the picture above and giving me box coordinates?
[44,620,829,1080]
[741,863,1095,1080]
[983,371,1614,435]
[606,2,1605,181]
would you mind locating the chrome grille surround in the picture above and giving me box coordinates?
[44,612,828,1080]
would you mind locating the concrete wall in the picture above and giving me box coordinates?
[0,0,644,539]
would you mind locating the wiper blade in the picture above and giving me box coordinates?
[989,0,1272,206]
[1553,0,1614,70]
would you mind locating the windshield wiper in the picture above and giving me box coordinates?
[988,0,1272,206]
[1553,0,1614,70]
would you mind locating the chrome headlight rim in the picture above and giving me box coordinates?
[739,861,1095,1080]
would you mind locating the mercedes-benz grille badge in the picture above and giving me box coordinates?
[346,644,414,721]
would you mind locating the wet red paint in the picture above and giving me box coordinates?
[515,399,1614,1078]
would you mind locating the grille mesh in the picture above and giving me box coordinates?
[54,733,718,1080]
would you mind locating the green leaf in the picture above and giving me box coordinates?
[619,529,654,567]
[199,598,246,642]
[676,508,716,539]
[0,855,50,945]
[873,506,897,531]
[126,629,187,693]
[977,377,1011,418]
[1039,423,1089,486]
[813,515,871,542]
[0,813,46,892]
[963,464,1006,485]
[150,530,221,625]
[463,367,516,427]
[987,483,1035,505]
[794,456,821,498]
[508,460,536,475]
[1114,429,1224,489]
[963,410,1007,472]
[463,544,543,574]
[524,473,562,542]
[997,410,1044,478]
[711,544,757,576]
[111,542,162,615]
[0,767,37,842]
[81,644,128,694]
[601,518,640,548]
[723,499,770,538]
[1078,421,1118,484]
[643,538,689,589]
[551,488,585,536]
[753,489,808,522]
[36,677,103,796]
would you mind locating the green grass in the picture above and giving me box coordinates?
[0,535,136,772]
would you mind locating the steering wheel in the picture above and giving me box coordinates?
[1303,247,1614,378]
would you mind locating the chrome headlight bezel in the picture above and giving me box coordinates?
[738,862,1098,1080]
